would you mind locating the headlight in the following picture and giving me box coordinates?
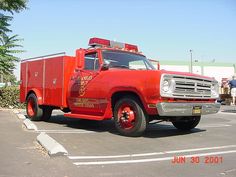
[162,80,170,92]
[162,79,175,93]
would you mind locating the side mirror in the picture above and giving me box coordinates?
[75,48,85,69]
[101,63,109,71]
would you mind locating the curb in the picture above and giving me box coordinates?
[37,132,68,156]
[219,111,236,115]
[23,119,38,131]
[12,110,19,114]
[11,109,68,157]
[17,113,26,120]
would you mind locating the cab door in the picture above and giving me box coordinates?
[70,51,105,116]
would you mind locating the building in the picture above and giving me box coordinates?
[158,60,236,83]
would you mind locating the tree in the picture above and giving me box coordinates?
[0,0,27,33]
[0,0,27,83]
[0,14,12,34]
[2,71,16,84]
[0,34,23,74]
[0,0,27,14]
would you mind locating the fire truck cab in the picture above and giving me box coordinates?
[20,38,220,136]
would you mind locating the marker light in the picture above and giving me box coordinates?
[88,37,139,52]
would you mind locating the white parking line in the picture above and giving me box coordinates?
[165,145,236,153]
[73,150,236,166]
[68,144,236,160]
[199,124,231,128]
[36,129,96,134]
[218,111,236,115]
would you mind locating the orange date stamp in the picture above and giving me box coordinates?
[171,156,223,164]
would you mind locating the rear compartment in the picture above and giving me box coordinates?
[20,54,76,108]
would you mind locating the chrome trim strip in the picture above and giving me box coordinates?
[62,57,65,106]
[25,62,28,100]
[21,52,66,62]
[43,59,45,103]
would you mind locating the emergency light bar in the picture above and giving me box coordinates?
[88,37,138,52]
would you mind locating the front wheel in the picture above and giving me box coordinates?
[113,97,147,137]
[172,116,201,131]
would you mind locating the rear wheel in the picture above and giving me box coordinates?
[172,116,201,131]
[41,106,53,121]
[26,93,43,121]
[114,96,147,137]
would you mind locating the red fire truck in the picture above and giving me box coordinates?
[20,38,220,136]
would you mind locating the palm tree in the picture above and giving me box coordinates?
[0,0,27,83]
[0,34,23,82]
[0,0,27,14]
[0,14,12,34]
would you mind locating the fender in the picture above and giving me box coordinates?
[27,88,43,105]
[99,86,148,120]
[109,86,147,108]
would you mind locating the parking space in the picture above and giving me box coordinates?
[0,110,77,177]
[15,106,236,176]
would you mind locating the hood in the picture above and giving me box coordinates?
[158,69,215,81]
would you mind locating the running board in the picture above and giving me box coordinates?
[64,113,104,120]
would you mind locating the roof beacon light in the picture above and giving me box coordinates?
[89,37,110,47]
[88,37,138,52]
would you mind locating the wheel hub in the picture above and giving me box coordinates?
[121,111,130,121]
[118,105,136,129]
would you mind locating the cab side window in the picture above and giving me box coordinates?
[84,52,99,70]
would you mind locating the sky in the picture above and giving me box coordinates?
[9,0,236,79]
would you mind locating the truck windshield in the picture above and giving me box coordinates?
[102,50,155,70]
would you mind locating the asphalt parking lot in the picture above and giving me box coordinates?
[1,106,236,177]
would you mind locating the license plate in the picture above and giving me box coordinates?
[192,106,202,115]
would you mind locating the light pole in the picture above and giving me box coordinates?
[190,49,193,73]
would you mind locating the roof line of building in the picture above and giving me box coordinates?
[159,60,236,67]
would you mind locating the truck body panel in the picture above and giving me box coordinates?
[20,55,76,108]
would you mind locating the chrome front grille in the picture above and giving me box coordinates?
[160,74,218,99]
[173,76,212,98]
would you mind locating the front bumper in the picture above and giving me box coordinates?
[157,102,221,116]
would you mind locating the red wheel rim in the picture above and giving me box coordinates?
[117,103,136,130]
[27,98,35,117]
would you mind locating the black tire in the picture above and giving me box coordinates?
[113,96,147,137]
[41,106,53,121]
[26,93,43,121]
[172,116,201,131]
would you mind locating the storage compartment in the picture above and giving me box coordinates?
[20,55,76,107]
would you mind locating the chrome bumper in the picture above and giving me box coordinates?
[157,102,221,116]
